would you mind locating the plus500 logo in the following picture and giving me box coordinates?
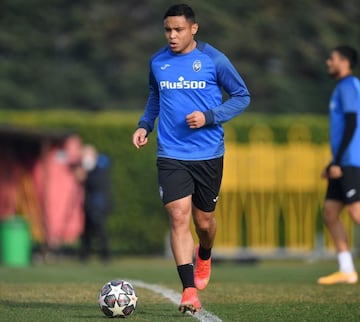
[159,79,206,90]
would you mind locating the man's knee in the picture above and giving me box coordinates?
[348,202,360,224]
[193,210,215,232]
[166,197,192,228]
[323,200,343,226]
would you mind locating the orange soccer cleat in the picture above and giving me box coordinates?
[194,245,211,290]
[317,271,358,285]
[179,287,202,314]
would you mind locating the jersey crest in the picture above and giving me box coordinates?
[193,60,201,72]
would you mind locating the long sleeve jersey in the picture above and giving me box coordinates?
[329,75,360,166]
[138,41,250,161]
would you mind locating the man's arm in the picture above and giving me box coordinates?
[333,112,357,165]
[137,69,160,135]
[324,113,356,179]
[203,54,250,125]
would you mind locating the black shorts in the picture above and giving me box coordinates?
[157,157,223,212]
[325,166,360,204]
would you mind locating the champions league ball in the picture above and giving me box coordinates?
[98,279,138,318]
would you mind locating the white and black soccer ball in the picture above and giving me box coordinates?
[98,279,138,318]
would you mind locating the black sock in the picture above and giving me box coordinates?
[198,245,212,260]
[177,264,195,290]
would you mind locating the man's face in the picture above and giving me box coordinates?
[164,15,198,54]
[326,50,348,79]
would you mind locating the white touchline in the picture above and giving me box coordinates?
[131,280,223,322]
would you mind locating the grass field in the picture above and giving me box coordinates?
[0,257,359,321]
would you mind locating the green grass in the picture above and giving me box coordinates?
[1,257,360,321]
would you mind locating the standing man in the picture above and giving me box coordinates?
[79,145,113,262]
[132,3,250,314]
[318,46,360,285]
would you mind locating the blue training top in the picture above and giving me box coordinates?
[329,75,360,166]
[138,41,250,161]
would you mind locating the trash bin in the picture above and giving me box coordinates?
[0,215,31,267]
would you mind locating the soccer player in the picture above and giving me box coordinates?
[318,46,360,285]
[132,3,250,313]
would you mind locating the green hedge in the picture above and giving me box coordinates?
[0,110,329,254]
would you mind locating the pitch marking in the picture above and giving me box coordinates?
[131,280,223,322]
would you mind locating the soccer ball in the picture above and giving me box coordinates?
[98,279,138,318]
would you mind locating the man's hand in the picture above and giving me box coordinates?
[186,111,206,129]
[132,128,148,148]
[328,164,343,179]
[321,164,343,179]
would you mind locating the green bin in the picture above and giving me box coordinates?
[0,215,31,267]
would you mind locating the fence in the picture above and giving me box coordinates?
[210,123,355,259]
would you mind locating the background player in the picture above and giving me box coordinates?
[318,46,360,285]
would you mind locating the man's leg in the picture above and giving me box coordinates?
[193,207,217,249]
[318,200,358,284]
[80,214,92,261]
[166,195,194,265]
[96,215,111,262]
[347,201,360,224]
[323,200,347,251]
[165,195,201,313]
[193,207,216,290]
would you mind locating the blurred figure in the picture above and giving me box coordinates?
[79,145,112,262]
[318,46,360,285]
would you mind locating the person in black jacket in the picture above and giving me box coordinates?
[79,145,112,262]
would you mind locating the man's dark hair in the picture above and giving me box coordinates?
[163,4,196,23]
[334,45,358,69]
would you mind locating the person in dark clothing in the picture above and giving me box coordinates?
[79,145,112,262]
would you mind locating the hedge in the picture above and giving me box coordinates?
[0,110,329,254]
